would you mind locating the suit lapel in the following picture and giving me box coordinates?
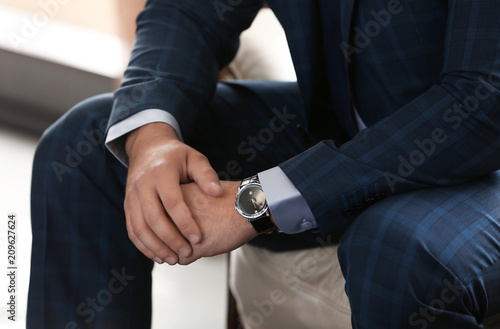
[267,0,326,111]
[339,0,356,46]
[338,0,358,136]
[269,0,358,139]
[318,0,358,137]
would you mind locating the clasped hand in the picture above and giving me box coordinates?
[124,123,257,265]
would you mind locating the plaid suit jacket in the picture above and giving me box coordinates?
[109,0,500,235]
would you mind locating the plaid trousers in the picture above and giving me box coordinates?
[28,81,500,328]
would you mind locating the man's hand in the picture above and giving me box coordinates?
[125,123,223,265]
[177,181,259,265]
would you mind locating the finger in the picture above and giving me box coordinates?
[125,191,179,264]
[138,188,196,258]
[155,172,202,247]
[125,213,164,264]
[187,151,223,197]
[177,245,203,266]
[177,256,200,266]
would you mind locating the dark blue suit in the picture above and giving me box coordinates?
[28,0,500,328]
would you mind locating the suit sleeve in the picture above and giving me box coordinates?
[106,0,264,141]
[280,0,500,235]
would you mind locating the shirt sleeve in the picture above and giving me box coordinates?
[258,167,318,234]
[105,109,183,167]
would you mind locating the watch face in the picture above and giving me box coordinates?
[238,185,267,217]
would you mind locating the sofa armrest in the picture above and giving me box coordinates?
[223,8,296,82]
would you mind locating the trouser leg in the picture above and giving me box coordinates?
[338,172,500,328]
[27,94,153,329]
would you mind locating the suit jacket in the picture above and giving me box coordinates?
[108,0,500,236]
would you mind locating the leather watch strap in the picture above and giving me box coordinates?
[249,211,275,234]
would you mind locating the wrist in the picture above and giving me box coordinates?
[269,212,276,226]
[125,122,179,157]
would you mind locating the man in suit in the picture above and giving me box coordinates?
[27,0,500,328]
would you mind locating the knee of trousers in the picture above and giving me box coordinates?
[336,195,474,319]
[34,93,114,175]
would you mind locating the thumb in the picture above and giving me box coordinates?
[188,151,223,197]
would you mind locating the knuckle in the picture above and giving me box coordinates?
[190,151,210,165]
[132,227,148,241]
[132,176,148,193]
[150,246,169,258]
[176,219,191,233]
[123,199,132,214]
[194,152,208,162]
[162,236,181,249]
[127,231,137,243]
[156,251,171,260]
[200,166,217,177]
[145,250,158,260]
[144,213,161,228]
[174,206,195,230]
[180,203,192,216]
[162,198,179,211]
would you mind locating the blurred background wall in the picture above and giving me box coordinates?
[1,0,121,34]
[0,0,142,133]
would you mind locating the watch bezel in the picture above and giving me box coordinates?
[235,183,269,220]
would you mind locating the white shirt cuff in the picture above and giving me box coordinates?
[105,109,184,166]
[258,167,318,234]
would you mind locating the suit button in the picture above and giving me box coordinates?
[354,203,364,212]
[343,209,355,218]
[301,219,313,230]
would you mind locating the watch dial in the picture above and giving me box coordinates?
[239,186,266,215]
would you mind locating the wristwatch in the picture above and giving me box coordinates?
[235,175,276,234]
